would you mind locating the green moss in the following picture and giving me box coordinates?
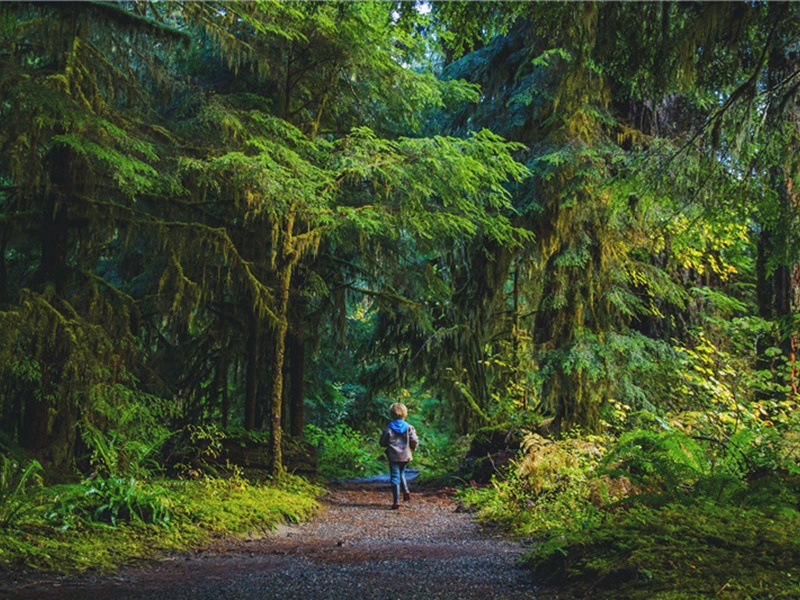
[0,474,322,576]
[463,427,800,598]
[527,503,800,599]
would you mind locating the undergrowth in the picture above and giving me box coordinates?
[304,424,383,479]
[414,430,471,485]
[528,502,800,599]
[0,471,321,575]
[460,415,800,599]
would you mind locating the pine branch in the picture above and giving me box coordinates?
[0,211,38,225]
[661,8,781,170]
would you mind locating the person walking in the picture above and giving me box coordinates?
[379,402,419,510]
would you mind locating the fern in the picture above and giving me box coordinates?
[0,455,43,528]
[602,429,710,496]
[46,476,171,529]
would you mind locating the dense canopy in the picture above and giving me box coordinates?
[1,2,800,593]
[1,0,798,467]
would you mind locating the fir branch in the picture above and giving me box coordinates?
[75,269,138,310]
[83,2,190,44]
[342,284,418,307]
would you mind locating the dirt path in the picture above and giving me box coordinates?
[4,482,566,599]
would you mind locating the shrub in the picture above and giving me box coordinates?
[460,432,610,535]
[0,473,322,575]
[526,503,800,598]
[80,382,176,479]
[0,455,43,528]
[601,429,709,499]
[304,424,382,479]
[462,423,800,598]
[46,476,171,529]
[415,430,470,483]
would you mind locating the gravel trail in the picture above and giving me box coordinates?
[3,481,566,599]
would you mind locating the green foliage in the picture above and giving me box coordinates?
[46,477,171,529]
[463,412,800,597]
[2,9,800,598]
[304,424,382,480]
[81,383,176,479]
[526,503,800,599]
[304,382,361,429]
[167,472,321,535]
[603,430,710,495]
[414,429,470,484]
[673,318,794,418]
[0,474,321,574]
[0,456,43,528]
[460,432,608,535]
[173,424,229,474]
[386,390,465,482]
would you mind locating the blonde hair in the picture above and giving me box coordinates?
[390,402,408,420]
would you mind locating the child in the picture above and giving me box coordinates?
[379,402,419,510]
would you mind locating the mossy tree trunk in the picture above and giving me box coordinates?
[220,356,231,429]
[244,312,261,431]
[288,328,305,438]
[21,144,77,469]
[35,146,72,295]
[0,227,9,303]
[269,211,297,475]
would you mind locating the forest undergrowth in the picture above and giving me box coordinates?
[0,465,321,575]
[461,409,800,599]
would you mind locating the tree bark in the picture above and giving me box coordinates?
[757,35,799,399]
[20,363,78,472]
[0,227,8,303]
[269,212,296,474]
[244,311,260,430]
[512,263,526,410]
[214,353,228,428]
[34,146,71,294]
[289,330,305,437]
[21,145,73,468]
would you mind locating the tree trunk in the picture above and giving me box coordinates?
[289,330,305,437]
[244,312,260,430]
[34,145,72,294]
[38,201,70,294]
[756,227,775,321]
[0,227,8,303]
[21,397,52,452]
[20,364,78,473]
[512,263,526,410]
[757,36,799,399]
[269,212,296,475]
[22,145,73,468]
[217,318,231,428]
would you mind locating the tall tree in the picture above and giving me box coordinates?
[0,2,187,468]
[427,1,800,432]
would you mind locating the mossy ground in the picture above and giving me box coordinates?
[461,430,800,599]
[527,503,800,599]
[0,474,322,576]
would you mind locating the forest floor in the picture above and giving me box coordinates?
[2,481,571,599]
